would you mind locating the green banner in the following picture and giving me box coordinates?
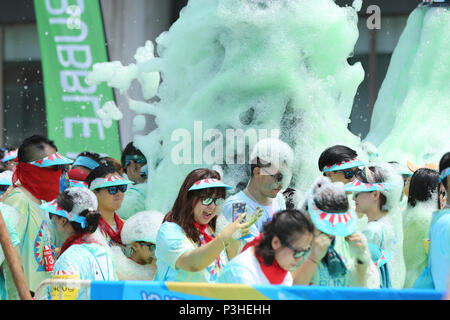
[34,0,121,159]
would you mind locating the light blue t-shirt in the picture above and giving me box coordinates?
[155,222,228,283]
[223,191,286,242]
[50,243,116,300]
[429,209,450,290]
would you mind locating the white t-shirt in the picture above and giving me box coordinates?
[217,247,293,286]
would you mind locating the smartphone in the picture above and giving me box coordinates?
[232,202,247,223]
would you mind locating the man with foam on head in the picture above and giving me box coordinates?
[2,135,73,295]
[116,142,148,220]
[221,138,294,246]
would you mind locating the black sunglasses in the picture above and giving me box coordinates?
[0,185,9,192]
[103,185,128,195]
[261,168,283,182]
[283,241,311,259]
[201,197,224,206]
[340,168,360,180]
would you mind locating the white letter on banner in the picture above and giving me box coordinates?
[45,0,85,15]
[49,18,88,42]
[62,95,101,112]
[64,117,105,140]
[60,70,96,94]
[57,45,92,68]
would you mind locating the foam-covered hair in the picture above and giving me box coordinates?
[121,210,164,245]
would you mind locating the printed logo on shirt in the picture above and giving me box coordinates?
[33,220,55,272]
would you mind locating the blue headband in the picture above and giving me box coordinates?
[440,168,450,183]
[322,158,365,173]
[73,156,100,170]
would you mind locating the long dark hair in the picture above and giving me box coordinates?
[408,168,440,208]
[255,209,314,265]
[164,168,226,244]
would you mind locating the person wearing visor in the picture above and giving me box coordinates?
[217,209,314,286]
[3,135,73,296]
[86,163,133,249]
[222,138,294,248]
[40,187,117,300]
[111,210,164,281]
[292,177,378,288]
[117,142,148,220]
[415,152,450,290]
[346,165,406,288]
[318,145,364,184]
[59,151,101,193]
[155,168,262,283]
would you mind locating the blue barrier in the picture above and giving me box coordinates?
[90,280,445,300]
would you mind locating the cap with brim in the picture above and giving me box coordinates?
[322,158,365,173]
[345,179,390,193]
[307,193,357,237]
[40,199,87,229]
[188,178,232,191]
[90,175,133,190]
[1,150,17,163]
[72,156,100,171]
[29,152,73,168]
[440,168,450,183]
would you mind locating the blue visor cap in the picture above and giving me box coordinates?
[323,158,365,173]
[345,179,390,193]
[29,152,73,168]
[440,168,450,183]
[307,194,357,237]
[40,199,87,229]
[73,156,100,171]
[188,178,232,191]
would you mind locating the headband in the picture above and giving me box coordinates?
[322,158,365,173]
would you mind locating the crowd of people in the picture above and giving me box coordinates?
[0,134,448,300]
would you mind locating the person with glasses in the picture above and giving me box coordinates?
[3,135,73,296]
[318,145,365,184]
[155,168,261,283]
[40,187,117,300]
[346,164,406,289]
[86,163,133,249]
[294,176,379,288]
[110,210,164,281]
[402,168,442,288]
[117,142,148,220]
[221,138,294,249]
[217,209,314,285]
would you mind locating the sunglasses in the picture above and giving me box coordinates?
[201,197,224,206]
[340,168,360,180]
[283,241,311,259]
[103,185,128,195]
[137,241,156,252]
[261,168,283,183]
[0,185,9,192]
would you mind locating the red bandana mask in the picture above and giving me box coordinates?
[98,213,124,246]
[12,162,62,202]
[244,232,289,285]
